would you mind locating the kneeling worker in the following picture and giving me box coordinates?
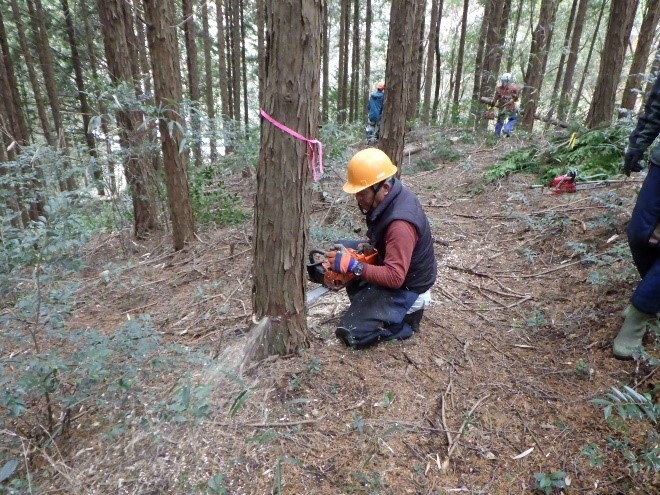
[328,148,437,348]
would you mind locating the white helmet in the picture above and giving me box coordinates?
[500,73,512,84]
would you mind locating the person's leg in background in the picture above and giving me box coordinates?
[494,117,504,137]
[503,116,517,136]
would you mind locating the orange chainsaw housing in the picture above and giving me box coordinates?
[307,247,378,290]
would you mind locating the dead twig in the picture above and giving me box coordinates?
[444,394,491,469]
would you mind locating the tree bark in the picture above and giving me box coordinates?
[586,0,639,127]
[570,0,607,119]
[431,0,444,123]
[97,0,159,238]
[557,0,588,120]
[349,0,360,123]
[380,0,418,171]
[521,0,559,131]
[182,0,203,166]
[505,0,524,73]
[422,0,440,124]
[321,1,330,122]
[144,0,196,251]
[362,0,372,123]
[256,0,265,108]
[201,0,217,161]
[60,0,103,195]
[9,0,53,147]
[452,0,469,122]
[215,0,231,122]
[230,0,242,124]
[620,0,660,111]
[471,0,492,127]
[546,0,579,124]
[249,0,321,362]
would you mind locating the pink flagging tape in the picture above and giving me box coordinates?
[259,109,324,182]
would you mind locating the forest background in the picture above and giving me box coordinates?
[1,0,659,493]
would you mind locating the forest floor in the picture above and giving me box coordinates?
[42,129,659,494]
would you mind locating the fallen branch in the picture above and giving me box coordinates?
[443,394,491,470]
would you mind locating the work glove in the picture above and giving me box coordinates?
[326,245,358,274]
[623,148,644,176]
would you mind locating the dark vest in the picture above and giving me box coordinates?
[366,179,437,293]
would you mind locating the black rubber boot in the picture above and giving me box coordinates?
[335,327,358,347]
[403,309,424,333]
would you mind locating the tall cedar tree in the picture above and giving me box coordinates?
[246,0,322,363]
[557,0,588,120]
[380,0,420,170]
[61,0,103,195]
[97,0,159,238]
[9,0,53,147]
[143,0,196,251]
[451,0,469,122]
[182,0,203,166]
[570,0,607,118]
[201,1,217,161]
[521,0,559,131]
[586,0,639,127]
[422,0,440,124]
[620,0,660,111]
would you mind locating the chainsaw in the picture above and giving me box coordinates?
[306,245,378,304]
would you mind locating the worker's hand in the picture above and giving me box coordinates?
[328,245,358,274]
[623,148,644,176]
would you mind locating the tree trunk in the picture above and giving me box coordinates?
[321,1,330,122]
[471,0,492,128]
[505,0,524,72]
[452,0,469,122]
[98,0,159,238]
[620,0,660,112]
[349,0,360,123]
[215,0,231,122]
[230,0,242,124]
[337,0,349,123]
[60,0,103,195]
[586,0,639,127]
[380,0,418,170]
[256,0,265,108]
[201,1,217,161]
[240,0,249,129]
[557,0,588,120]
[421,0,440,124]
[643,45,660,107]
[26,0,61,140]
[0,9,29,147]
[144,0,196,251]
[249,0,321,363]
[406,0,425,122]
[182,0,202,166]
[521,0,559,131]
[431,0,444,123]
[9,0,53,147]
[570,0,607,119]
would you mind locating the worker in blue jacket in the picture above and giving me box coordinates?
[366,81,384,144]
[614,74,660,359]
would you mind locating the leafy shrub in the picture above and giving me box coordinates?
[485,121,633,183]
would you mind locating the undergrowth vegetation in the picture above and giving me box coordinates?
[485,121,633,184]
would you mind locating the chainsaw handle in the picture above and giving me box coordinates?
[308,249,327,264]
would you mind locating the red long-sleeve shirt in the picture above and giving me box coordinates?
[361,220,418,289]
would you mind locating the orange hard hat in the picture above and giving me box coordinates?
[343,148,398,194]
[376,81,385,90]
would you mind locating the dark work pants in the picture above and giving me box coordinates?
[340,281,419,347]
[627,162,660,314]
